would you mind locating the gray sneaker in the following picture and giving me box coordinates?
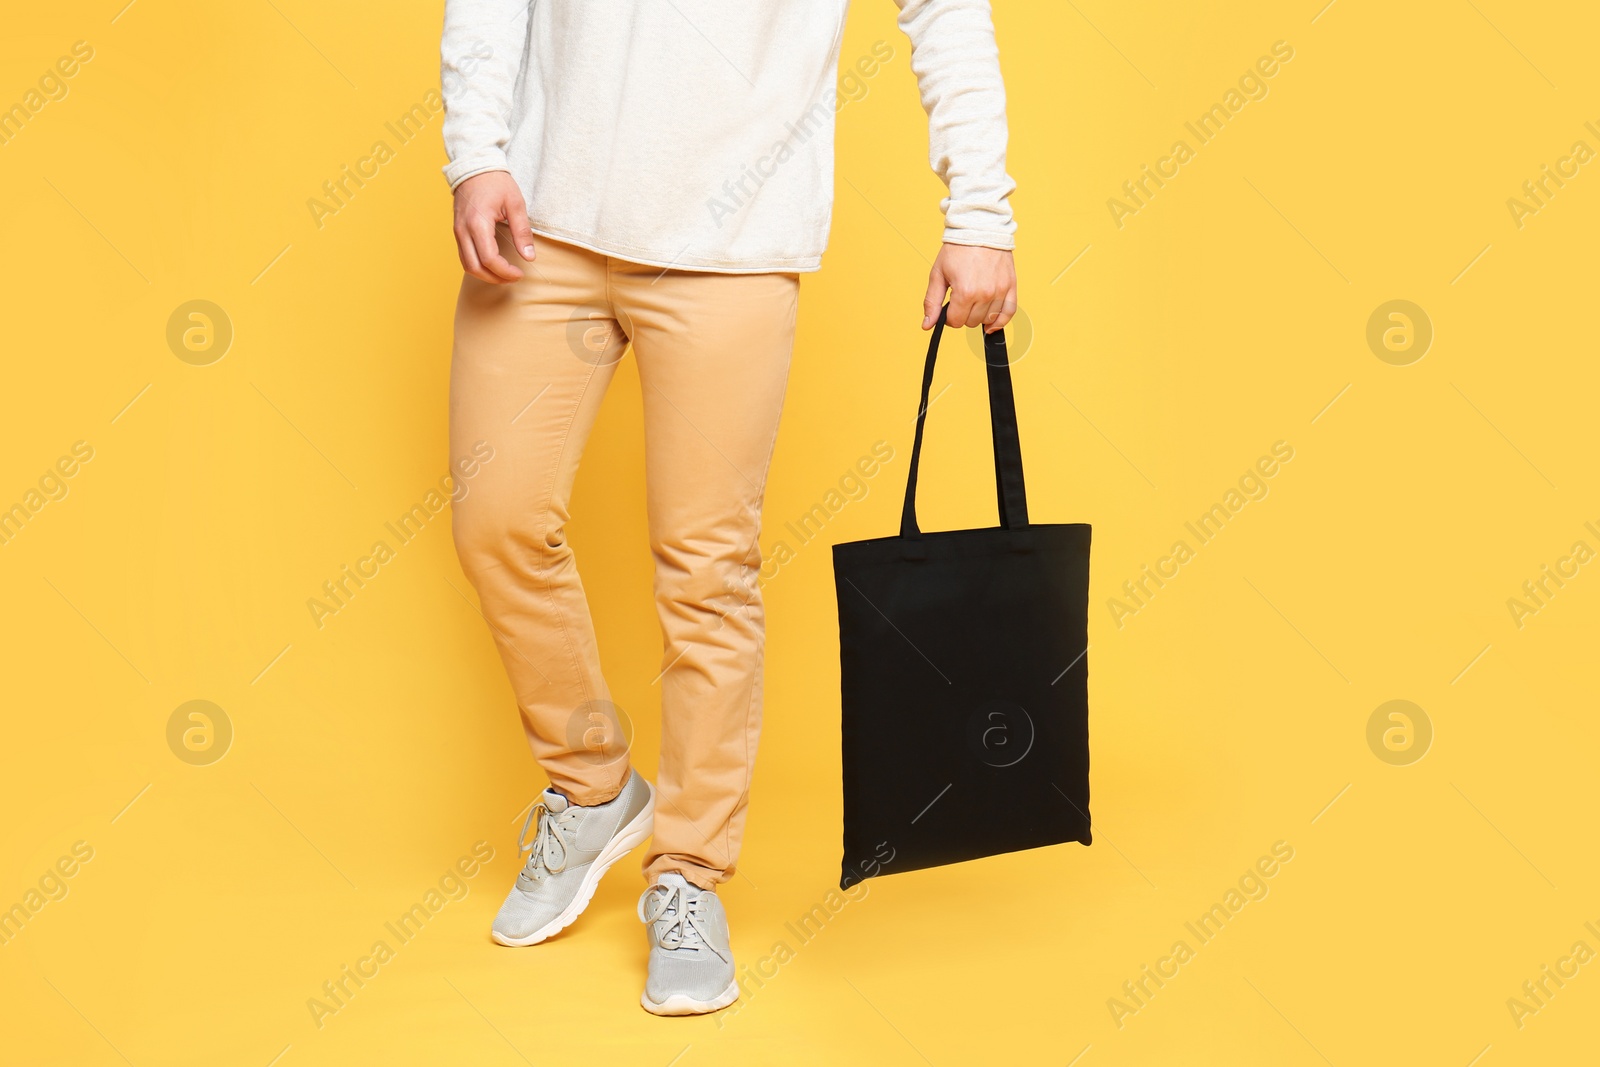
[638,873,738,1015]
[491,770,654,947]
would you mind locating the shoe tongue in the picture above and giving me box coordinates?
[542,788,568,814]
[657,873,693,891]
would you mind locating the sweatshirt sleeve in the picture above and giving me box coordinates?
[439,0,529,189]
[893,0,1017,249]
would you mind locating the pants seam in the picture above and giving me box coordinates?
[723,277,798,873]
[597,254,631,799]
[537,318,608,786]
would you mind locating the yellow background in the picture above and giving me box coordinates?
[3,1,1598,1063]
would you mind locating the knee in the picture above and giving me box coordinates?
[653,537,760,617]
[453,498,570,584]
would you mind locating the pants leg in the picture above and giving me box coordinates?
[449,234,633,806]
[608,260,799,889]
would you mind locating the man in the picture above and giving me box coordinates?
[440,0,1017,1015]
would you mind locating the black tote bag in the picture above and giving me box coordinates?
[832,308,1091,889]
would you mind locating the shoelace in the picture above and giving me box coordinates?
[516,801,575,884]
[638,883,728,961]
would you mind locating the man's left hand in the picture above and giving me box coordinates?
[923,244,1017,333]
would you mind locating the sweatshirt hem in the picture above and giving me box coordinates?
[527,222,823,275]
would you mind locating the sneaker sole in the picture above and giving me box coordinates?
[491,781,656,948]
[640,977,740,1017]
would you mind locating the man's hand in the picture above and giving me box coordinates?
[453,171,537,284]
[923,243,1017,333]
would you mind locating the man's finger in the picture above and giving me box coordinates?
[505,194,537,262]
[946,286,978,330]
[472,218,522,282]
[922,266,948,329]
[989,291,1018,332]
[961,290,996,330]
[455,224,494,284]
[976,295,1005,333]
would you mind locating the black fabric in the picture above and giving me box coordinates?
[832,308,1091,889]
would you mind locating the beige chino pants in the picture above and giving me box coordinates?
[450,232,797,889]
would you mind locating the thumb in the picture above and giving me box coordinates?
[922,265,948,330]
[505,191,536,261]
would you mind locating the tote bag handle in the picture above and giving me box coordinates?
[900,305,1030,539]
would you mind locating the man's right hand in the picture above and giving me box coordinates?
[453,171,536,284]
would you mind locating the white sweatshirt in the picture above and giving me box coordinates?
[440,0,1016,273]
